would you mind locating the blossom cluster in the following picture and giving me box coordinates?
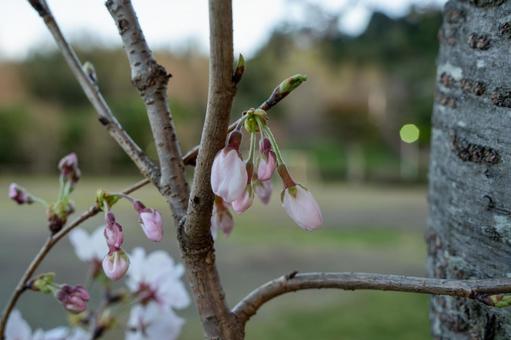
[210,108,323,235]
[7,153,190,339]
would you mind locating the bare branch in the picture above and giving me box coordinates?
[105,0,189,220]
[174,0,243,338]
[232,272,511,325]
[0,179,149,336]
[183,0,236,239]
[26,0,158,184]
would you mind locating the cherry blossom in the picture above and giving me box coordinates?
[127,248,190,310]
[6,309,89,340]
[126,303,184,340]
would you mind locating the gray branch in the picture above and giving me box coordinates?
[232,272,511,326]
[105,0,189,220]
[27,0,159,183]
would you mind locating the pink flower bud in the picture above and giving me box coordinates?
[104,212,124,251]
[257,138,277,181]
[102,249,130,281]
[133,201,164,242]
[254,180,272,205]
[211,197,234,237]
[282,185,323,231]
[58,152,81,184]
[232,186,254,214]
[211,132,248,203]
[56,284,90,314]
[8,183,33,205]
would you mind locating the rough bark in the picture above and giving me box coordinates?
[179,0,242,338]
[106,0,189,220]
[428,1,511,338]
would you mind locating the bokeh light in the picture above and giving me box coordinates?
[400,124,420,143]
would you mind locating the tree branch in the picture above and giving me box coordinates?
[0,179,149,337]
[27,0,159,184]
[174,0,243,338]
[232,272,511,326]
[181,74,307,166]
[105,0,189,220]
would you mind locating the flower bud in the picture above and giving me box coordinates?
[102,249,130,281]
[211,131,248,203]
[8,183,33,205]
[58,153,81,185]
[47,209,66,234]
[232,53,245,84]
[211,197,234,237]
[29,272,56,294]
[257,138,277,181]
[282,185,323,231]
[232,186,254,214]
[104,212,124,251]
[133,201,163,242]
[254,180,272,205]
[56,284,90,314]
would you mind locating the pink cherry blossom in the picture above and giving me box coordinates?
[8,183,33,205]
[211,197,234,237]
[104,212,124,251]
[257,138,277,181]
[282,185,323,231]
[254,180,272,205]
[6,310,90,340]
[126,303,184,340]
[56,285,90,314]
[211,131,247,203]
[133,201,163,242]
[58,152,81,185]
[102,249,130,281]
[232,186,253,214]
[127,248,190,310]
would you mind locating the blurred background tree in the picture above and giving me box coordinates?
[0,5,441,182]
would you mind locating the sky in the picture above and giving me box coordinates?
[0,0,446,60]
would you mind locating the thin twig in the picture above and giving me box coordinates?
[105,0,189,220]
[181,75,307,166]
[26,0,159,184]
[0,179,149,336]
[232,272,511,326]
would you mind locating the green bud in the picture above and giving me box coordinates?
[244,116,259,133]
[233,54,245,84]
[30,272,56,294]
[83,61,97,84]
[278,74,307,94]
[96,190,120,210]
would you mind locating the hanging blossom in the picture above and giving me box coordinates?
[209,100,323,231]
[133,201,164,242]
[6,309,90,340]
[211,196,234,238]
[126,303,184,340]
[211,130,248,203]
[127,248,190,310]
[254,179,272,205]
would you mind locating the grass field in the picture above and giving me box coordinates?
[0,177,430,339]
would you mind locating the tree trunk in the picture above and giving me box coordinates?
[428,0,511,338]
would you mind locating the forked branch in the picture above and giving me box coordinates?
[27,0,159,184]
[232,272,511,326]
[105,0,189,220]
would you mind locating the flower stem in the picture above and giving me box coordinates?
[261,124,285,166]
